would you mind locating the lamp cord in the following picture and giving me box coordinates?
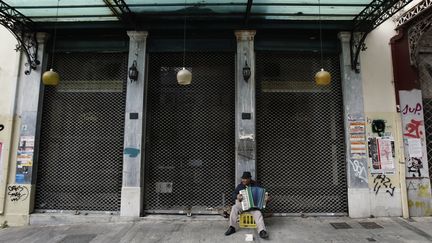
[318,0,323,68]
[183,0,186,68]
[51,0,60,69]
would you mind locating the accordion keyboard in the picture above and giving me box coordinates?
[240,189,250,211]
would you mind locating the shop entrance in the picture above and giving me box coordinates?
[255,52,348,214]
[144,52,236,214]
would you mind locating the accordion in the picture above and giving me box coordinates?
[240,186,267,211]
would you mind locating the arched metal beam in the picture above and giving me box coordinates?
[350,0,414,72]
[0,0,39,75]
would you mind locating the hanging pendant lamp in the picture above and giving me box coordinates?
[177,0,192,85]
[42,68,60,86]
[314,0,331,86]
[42,0,60,86]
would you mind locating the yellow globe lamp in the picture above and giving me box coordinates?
[315,68,331,86]
[42,69,60,86]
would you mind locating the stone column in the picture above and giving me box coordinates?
[339,32,370,218]
[234,30,256,185]
[120,31,148,217]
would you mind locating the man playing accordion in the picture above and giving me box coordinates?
[224,171,269,239]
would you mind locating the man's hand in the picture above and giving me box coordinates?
[265,192,270,203]
[236,193,243,202]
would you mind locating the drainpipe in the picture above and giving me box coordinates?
[396,112,409,219]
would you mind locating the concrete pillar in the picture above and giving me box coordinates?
[14,33,49,184]
[9,32,49,223]
[339,32,371,218]
[234,30,256,185]
[120,31,148,217]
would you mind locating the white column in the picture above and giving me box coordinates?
[120,31,148,217]
[339,32,370,218]
[234,30,256,185]
[10,32,49,220]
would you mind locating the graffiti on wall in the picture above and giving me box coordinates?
[400,90,429,178]
[349,159,367,182]
[407,181,430,196]
[402,102,423,116]
[7,185,29,202]
[0,124,4,132]
[373,175,396,196]
[407,157,424,177]
[404,119,423,138]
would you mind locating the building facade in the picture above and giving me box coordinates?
[0,0,431,226]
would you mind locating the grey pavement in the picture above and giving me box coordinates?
[0,216,432,243]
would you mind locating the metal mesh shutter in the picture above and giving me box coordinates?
[422,98,432,186]
[256,52,347,214]
[144,52,235,213]
[35,52,127,211]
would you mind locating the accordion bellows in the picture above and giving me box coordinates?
[240,186,266,211]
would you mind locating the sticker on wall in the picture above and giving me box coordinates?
[15,136,34,184]
[349,121,366,134]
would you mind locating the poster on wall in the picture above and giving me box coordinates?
[407,138,422,158]
[348,119,367,157]
[368,137,395,174]
[15,136,34,184]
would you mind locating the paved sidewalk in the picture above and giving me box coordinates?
[0,216,431,243]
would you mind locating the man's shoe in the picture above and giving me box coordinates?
[259,230,269,239]
[224,226,236,236]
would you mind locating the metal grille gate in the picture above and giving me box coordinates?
[256,52,348,214]
[144,52,235,214]
[35,52,127,211]
[422,99,432,186]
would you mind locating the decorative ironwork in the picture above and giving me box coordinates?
[398,0,432,27]
[350,0,414,72]
[408,12,432,66]
[0,0,39,75]
[103,0,136,28]
[350,31,368,71]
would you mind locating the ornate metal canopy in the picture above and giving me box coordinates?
[0,0,418,73]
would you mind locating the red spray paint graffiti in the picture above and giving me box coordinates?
[404,119,423,138]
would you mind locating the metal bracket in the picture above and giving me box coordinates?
[244,0,253,25]
[0,0,39,75]
[350,0,414,72]
[350,32,367,72]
